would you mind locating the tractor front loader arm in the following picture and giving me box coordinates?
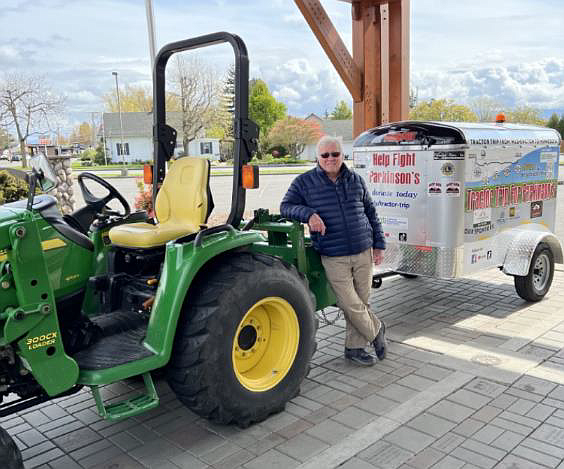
[2,216,78,396]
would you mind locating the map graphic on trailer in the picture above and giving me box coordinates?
[465,147,559,188]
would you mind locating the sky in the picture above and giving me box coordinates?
[1,0,564,136]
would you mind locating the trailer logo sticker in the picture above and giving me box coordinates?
[380,216,408,228]
[26,332,57,350]
[465,182,557,211]
[473,207,491,225]
[441,162,455,176]
[428,182,442,195]
[399,233,407,242]
[446,182,461,197]
[434,150,464,160]
[531,201,543,218]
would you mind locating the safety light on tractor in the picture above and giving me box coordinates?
[495,113,506,124]
[143,164,153,184]
[242,165,259,189]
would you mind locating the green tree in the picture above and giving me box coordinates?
[506,106,545,126]
[268,117,322,160]
[330,100,352,120]
[546,113,563,137]
[69,122,93,145]
[547,113,560,132]
[249,79,286,137]
[410,99,478,122]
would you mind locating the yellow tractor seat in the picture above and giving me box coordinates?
[109,157,212,249]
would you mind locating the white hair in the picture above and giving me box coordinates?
[316,135,342,156]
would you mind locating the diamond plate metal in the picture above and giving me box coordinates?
[377,244,463,279]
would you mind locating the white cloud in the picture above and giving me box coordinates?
[413,58,564,112]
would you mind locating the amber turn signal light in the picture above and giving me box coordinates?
[242,164,259,189]
[143,164,153,184]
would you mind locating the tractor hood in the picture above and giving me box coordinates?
[0,204,26,251]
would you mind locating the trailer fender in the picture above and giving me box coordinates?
[502,229,563,276]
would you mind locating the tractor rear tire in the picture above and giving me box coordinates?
[0,426,23,469]
[514,243,554,302]
[167,251,317,427]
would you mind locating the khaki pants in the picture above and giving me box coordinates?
[321,249,381,349]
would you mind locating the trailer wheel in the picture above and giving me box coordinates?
[514,243,554,302]
[167,251,317,427]
[0,426,23,469]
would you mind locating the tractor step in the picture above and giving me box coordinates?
[90,373,159,421]
[71,310,152,371]
[72,326,153,370]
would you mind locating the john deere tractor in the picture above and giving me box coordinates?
[0,33,335,468]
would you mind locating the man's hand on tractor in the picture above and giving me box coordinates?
[308,213,326,235]
[373,249,384,265]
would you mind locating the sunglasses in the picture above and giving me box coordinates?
[320,152,341,158]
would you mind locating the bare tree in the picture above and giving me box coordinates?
[470,97,503,123]
[0,73,64,167]
[167,55,219,155]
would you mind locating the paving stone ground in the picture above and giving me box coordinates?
[2,264,564,469]
[2,182,563,469]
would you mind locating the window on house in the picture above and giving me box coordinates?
[116,143,130,156]
[200,142,212,154]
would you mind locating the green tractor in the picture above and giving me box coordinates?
[0,33,335,468]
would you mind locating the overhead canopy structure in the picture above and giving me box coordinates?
[294,0,409,138]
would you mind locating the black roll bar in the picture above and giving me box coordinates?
[152,32,258,228]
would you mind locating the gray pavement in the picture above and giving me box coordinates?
[1,168,564,469]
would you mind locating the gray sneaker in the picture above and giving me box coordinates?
[344,348,375,366]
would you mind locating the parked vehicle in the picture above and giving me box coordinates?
[0,33,334,468]
[354,120,562,301]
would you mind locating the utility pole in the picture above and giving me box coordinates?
[101,113,108,165]
[145,0,157,73]
[112,71,127,174]
[90,112,96,149]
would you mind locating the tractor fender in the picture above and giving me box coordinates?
[143,229,265,361]
[500,225,563,276]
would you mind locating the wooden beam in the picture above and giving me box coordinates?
[294,0,362,102]
[352,1,365,138]
[380,2,390,124]
[389,0,410,121]
[362,3,381,130]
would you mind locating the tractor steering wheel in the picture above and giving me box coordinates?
[77,173,131,217]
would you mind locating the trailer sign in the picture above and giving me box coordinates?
[354,121,562,284]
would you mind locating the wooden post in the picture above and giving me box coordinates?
[295,0,410,137]
[389,0,410,122]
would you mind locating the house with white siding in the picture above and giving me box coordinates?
[302,114,353,161]
[102,112,221,163]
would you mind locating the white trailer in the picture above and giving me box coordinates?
[353,121,562,301]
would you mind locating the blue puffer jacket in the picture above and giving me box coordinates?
[280,165,386,257]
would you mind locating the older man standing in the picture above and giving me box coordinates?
[280,135,387,366]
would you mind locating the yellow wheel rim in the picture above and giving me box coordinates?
[232,297,299,392]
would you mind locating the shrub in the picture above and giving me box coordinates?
[268,145,288,158]
[0,171,29,204]
[134,179,154,217]
[93,145,106,166]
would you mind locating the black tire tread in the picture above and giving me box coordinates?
[514,243,554,302]
[167,251,318,426]
[0,427,23,469]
